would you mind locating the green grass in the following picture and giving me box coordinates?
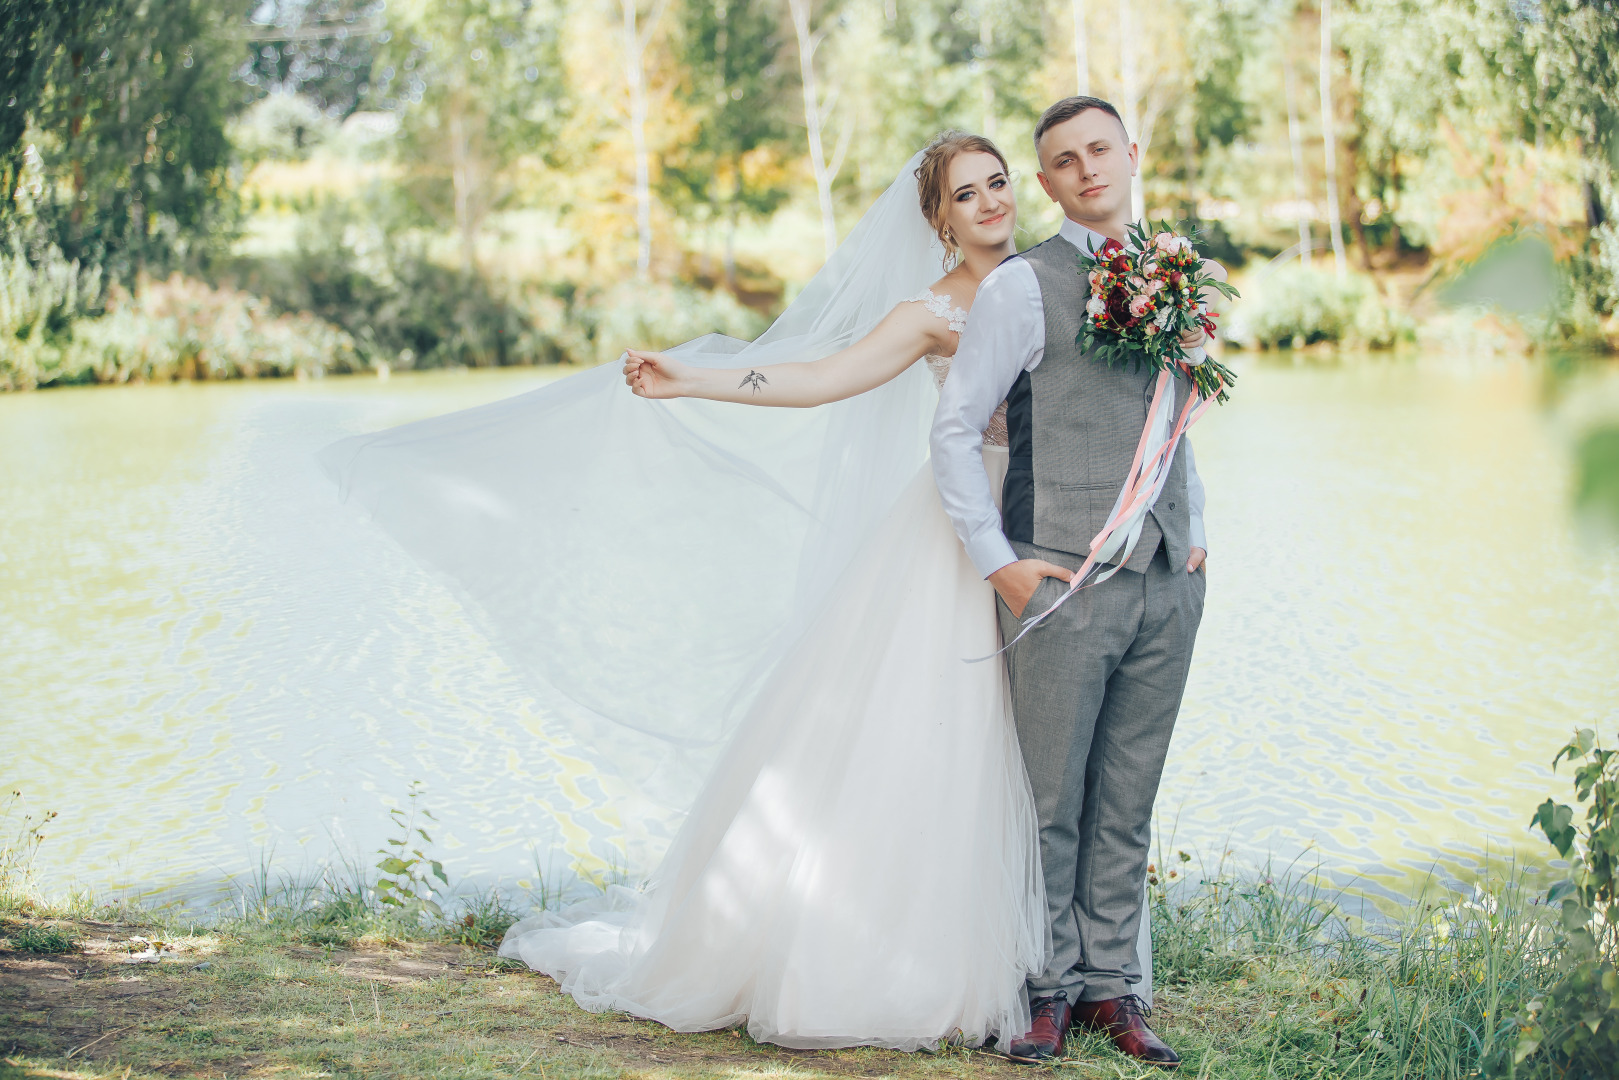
[0,859,1566,1080]
[0,787,1581,1078]
[1,924,78,954]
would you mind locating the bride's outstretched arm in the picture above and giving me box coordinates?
[622,301,950,407]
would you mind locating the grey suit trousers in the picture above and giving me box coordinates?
[996,540,1205,1003]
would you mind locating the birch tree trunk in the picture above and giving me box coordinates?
[1181,107,1196,219]
[1072,0,1089,96]
[980,12,996,141]
[1283,50,1313,267]
[620,0,667,278]
[1119,0,1143,221]
[788,0,849,260]
[447,85,481,276]
[1318,0,1346,274]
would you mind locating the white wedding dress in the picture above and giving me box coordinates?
[499,298,1049,1050]
[321,153,1151,1052]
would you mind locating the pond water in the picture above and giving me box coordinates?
[2,353,1616,908]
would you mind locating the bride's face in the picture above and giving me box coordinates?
[943,151,1016,252]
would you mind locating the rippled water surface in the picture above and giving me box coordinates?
[3,355,1616,904]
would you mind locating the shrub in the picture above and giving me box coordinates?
[61,275,363,384]
[444,888,521,948]
[230,93,339,164]
[0,241,103,390]
[7,923,77,953]
[5,263,362,389]
[220,207,566,370]
[1546,224,1619,352]
[568,279,768,366]
[223,212,767,370]
[1228,264,1413,350]
[1514,728,1619,1077]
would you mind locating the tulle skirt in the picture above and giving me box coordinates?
[499,447,1050,1050]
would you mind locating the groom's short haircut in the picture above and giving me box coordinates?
[1034,97,1129,154]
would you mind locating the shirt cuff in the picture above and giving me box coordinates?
[1189,513,1207,551]
[967,531,1019,580]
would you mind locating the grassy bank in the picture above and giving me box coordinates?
[0,860,1562,1079]
[5,727,1614,1079]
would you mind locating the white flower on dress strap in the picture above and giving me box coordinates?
[907,288,969,334]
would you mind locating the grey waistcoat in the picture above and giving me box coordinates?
[1001,235,1192,574]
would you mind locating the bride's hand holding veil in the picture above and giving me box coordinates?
[622,297,961,409]
[620,349,692,399]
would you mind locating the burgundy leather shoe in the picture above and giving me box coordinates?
[1007,993,1072,1064]
[1072,995,1180,1067]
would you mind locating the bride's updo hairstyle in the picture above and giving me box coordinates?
[914,130,1010,269]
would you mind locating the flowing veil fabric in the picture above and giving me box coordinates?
[319,155,946,833]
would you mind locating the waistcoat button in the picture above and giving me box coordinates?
[1168,502,1176,510]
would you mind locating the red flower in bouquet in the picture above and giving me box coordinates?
[1077,222,1239,403]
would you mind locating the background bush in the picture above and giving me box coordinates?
[217,197,768,371]
[1,256,361,390]
[0,240,103,390]
[564,280,768,366]
[1228,265,1414,350]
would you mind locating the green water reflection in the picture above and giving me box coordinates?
[1,354,1616,903]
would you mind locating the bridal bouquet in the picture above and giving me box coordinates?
[1078,222,1240,403]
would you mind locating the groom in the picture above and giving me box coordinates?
[932,97,1208,1067]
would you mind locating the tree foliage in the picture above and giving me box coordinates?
[0,0,103,204]
[7,0,249,280]
[381,0,566,272]
[661,0,793,282]
[238,0,386,118]
[1525,0,1619,218]
[5,0,1619,376]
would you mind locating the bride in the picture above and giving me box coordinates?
[322,132,1198,1052]
[499,131,1051,1051]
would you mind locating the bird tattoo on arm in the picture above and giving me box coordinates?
[739,370,769,395]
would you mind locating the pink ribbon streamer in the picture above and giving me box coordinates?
[968,365,1221,663]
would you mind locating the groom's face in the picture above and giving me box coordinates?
[1035,110,1138,228]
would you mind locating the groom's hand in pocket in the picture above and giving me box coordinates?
[989,560,1074,619]
[1187,547,1207,573]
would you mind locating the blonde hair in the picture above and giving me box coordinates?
[914,130,1010,268]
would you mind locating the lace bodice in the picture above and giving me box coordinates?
[908,289,1008,448]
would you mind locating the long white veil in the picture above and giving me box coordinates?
[319,153,946,839]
